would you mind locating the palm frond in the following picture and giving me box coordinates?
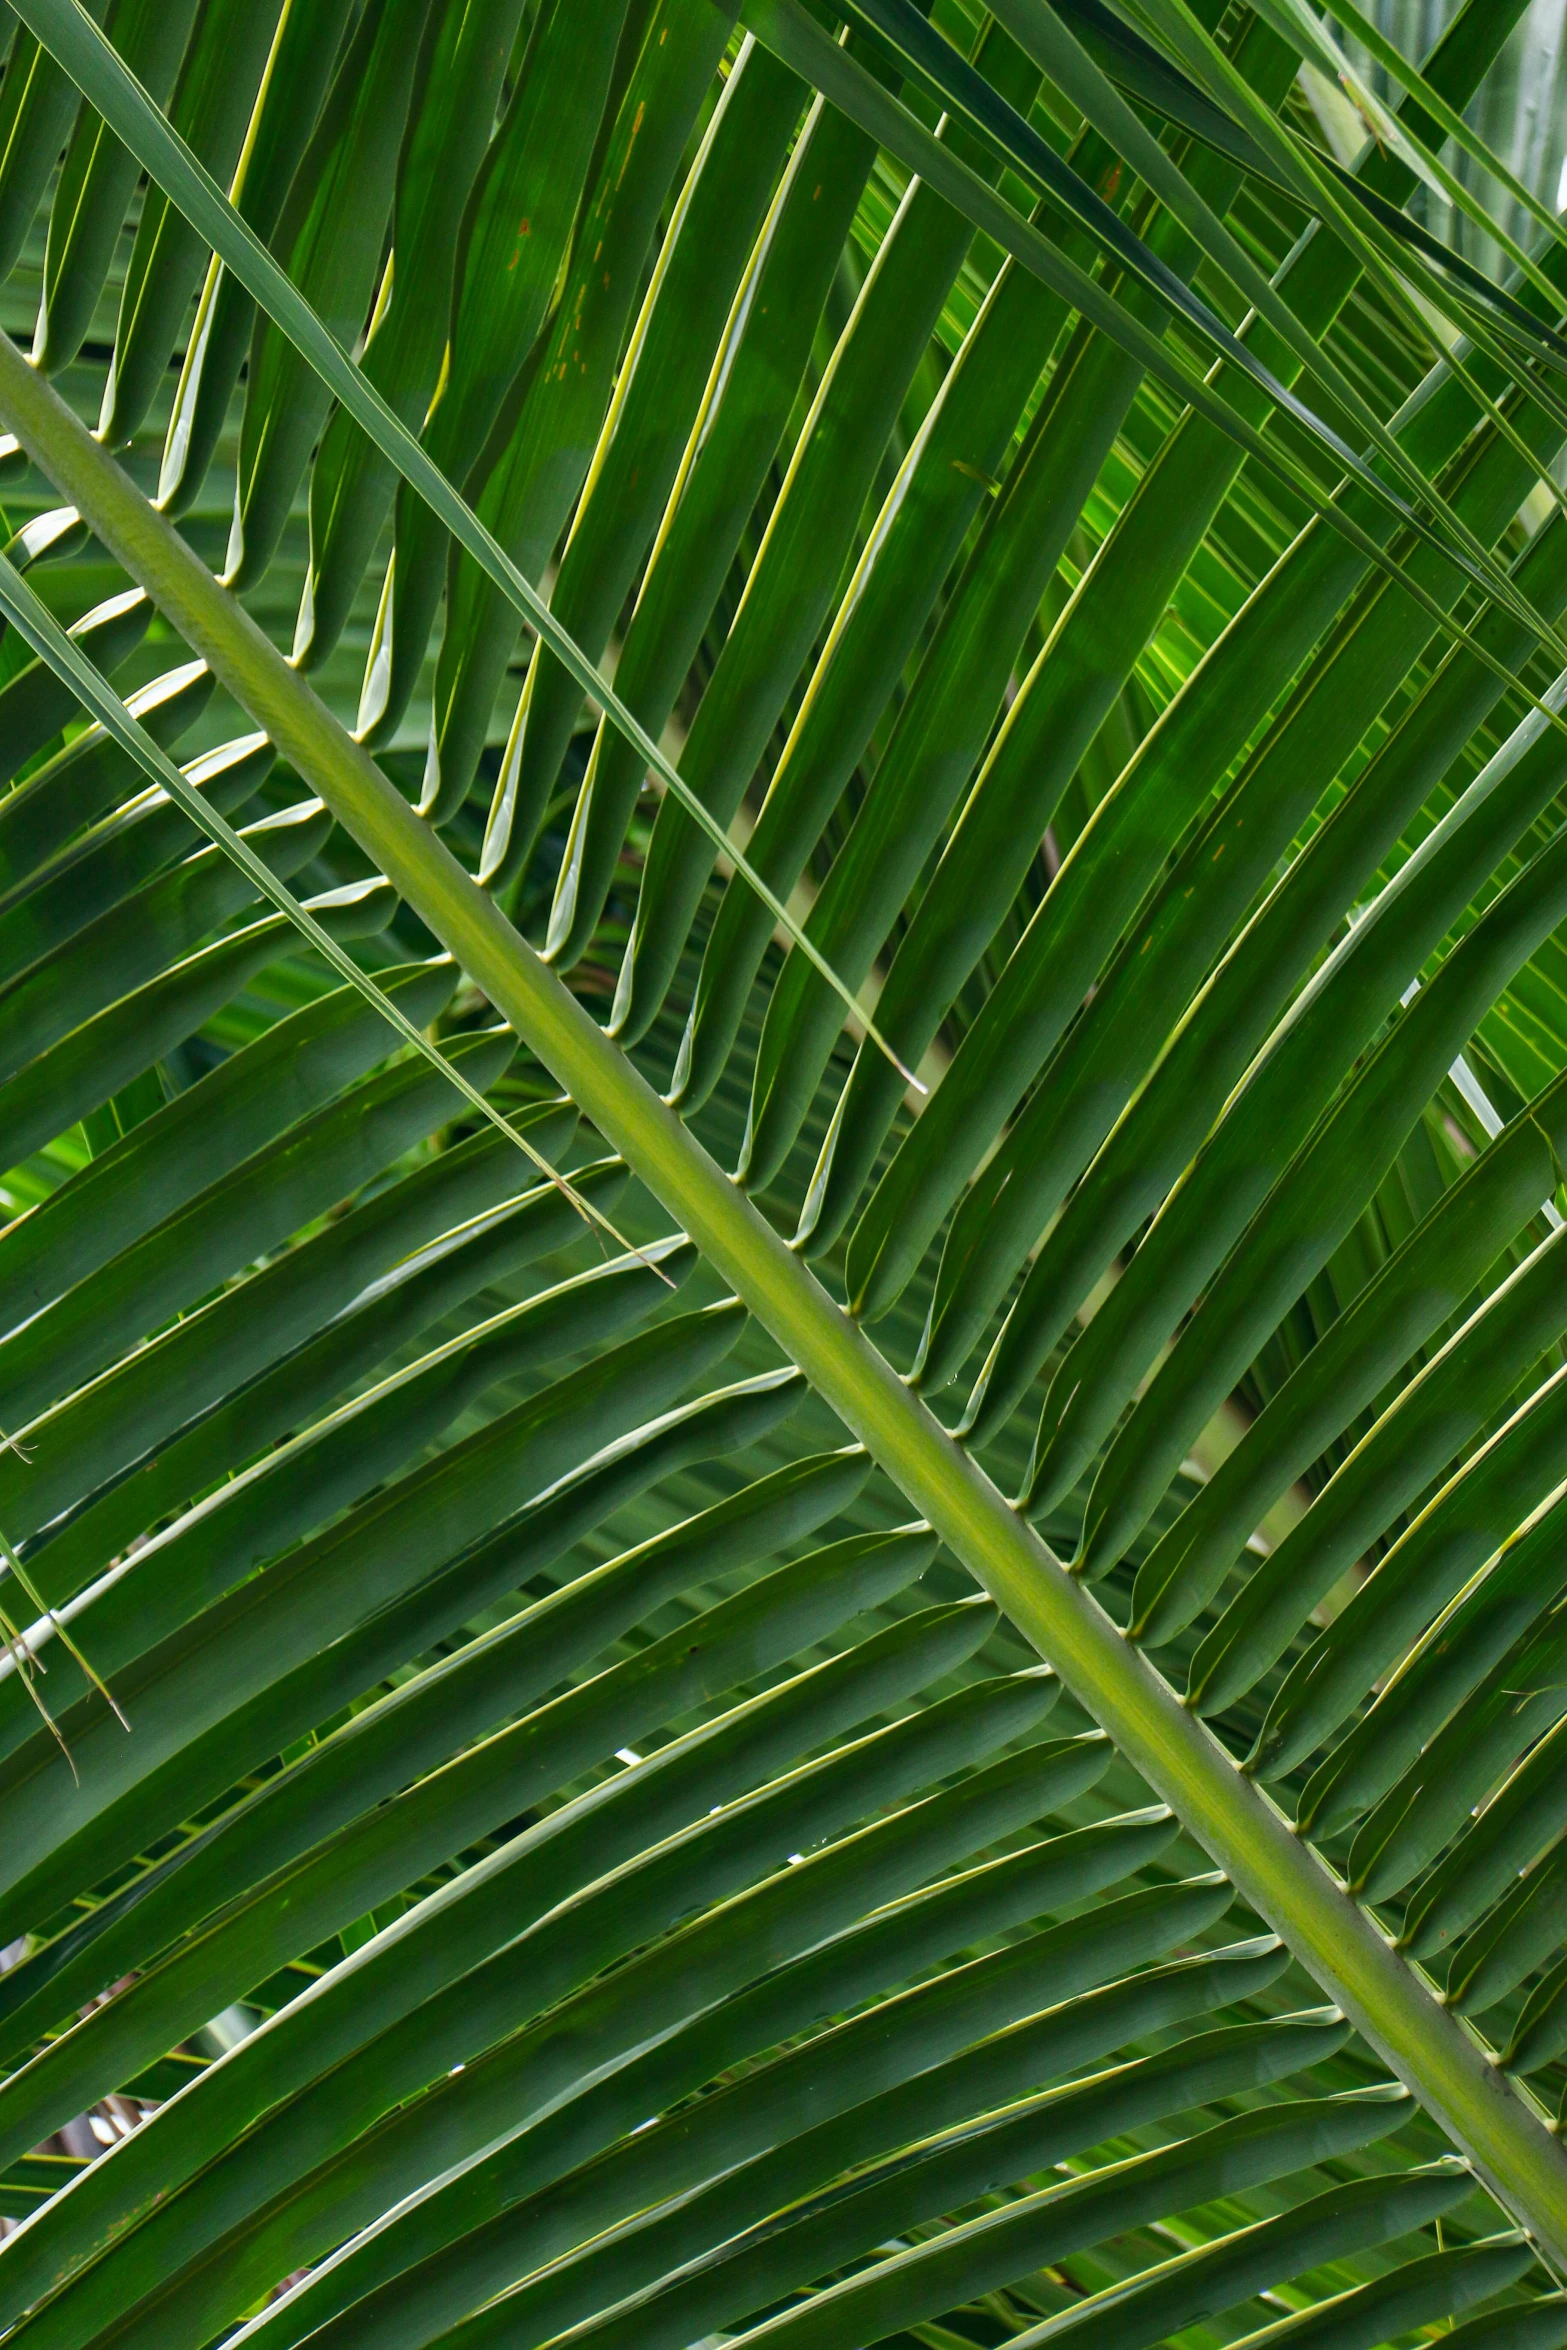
[2,1,1567,2343]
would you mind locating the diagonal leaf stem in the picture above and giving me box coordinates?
[4,296,1564,2272]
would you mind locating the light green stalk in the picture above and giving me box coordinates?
[1,335,1562,2264]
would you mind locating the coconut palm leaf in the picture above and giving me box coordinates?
[4,1,1567,2344]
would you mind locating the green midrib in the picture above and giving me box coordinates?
[0,336,1563,2264]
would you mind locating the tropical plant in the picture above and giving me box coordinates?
[7,0,1567,2342]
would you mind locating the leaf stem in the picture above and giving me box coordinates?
[2,329,1563,2264]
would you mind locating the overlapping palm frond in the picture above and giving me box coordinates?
[3,0,1567,2344]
